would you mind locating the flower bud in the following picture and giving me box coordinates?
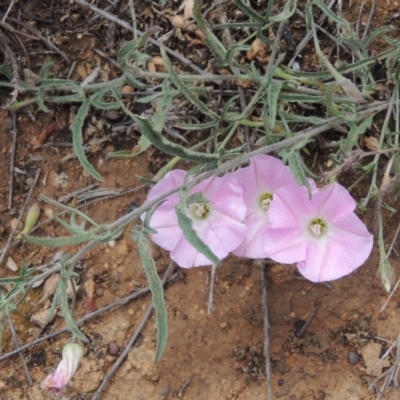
[15,203,40,239]
[40,343,84,394]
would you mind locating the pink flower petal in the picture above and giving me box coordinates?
[233,155,300,259]
[143,170,246,268]
[309,183,356,221]
[232,210,269,258]
[235,155,297,209]
[262,227,309,263]
[145,169,185,201]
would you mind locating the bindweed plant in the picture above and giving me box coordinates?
[0,0,400,396]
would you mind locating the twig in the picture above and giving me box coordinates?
[0,168,41,266]
[288,0,336,67]
[0,272,179,362]
[7,316,33,385]
[207,264,217,315]
[356,0,365,36]
[296,310,316,338]
[74,0,207,76]
[57,183,100,203]
[380,220,400,313]
[1,0,15,22]
[8,111,17,209]
[0,184,145,258]
[361,0,376,42]
[7,18,70,62]
[92,261,176,400]
[178,376,194,397]
[261,262,273,400]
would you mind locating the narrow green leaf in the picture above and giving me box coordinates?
[313,0,349,27]
[131,227,168,363]
[57,259,88,342]
[363,26,393,49]
[267,81,283,130]
[72,99,102,181]
[117,34,151,62]
[152,82,174,132]
[286,151,312,194]
[111,87,219,164]
[268,0,297,23]
[22,231,98,247]
[234,0,264,23]
[325,83,342,117]
[342,115,373,154]
[175,203,220,266]
[193,0,227,60]
[105,135,152,160]
[160,47,218,119]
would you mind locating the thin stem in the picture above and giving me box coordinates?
[7,316,33,385]
[92,261,176,399]
[0,168,41,266]
[261,262,273,400]
[207,264,217,315]
[7,111,17,209]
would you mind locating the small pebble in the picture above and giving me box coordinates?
[96,287,104,297]
[348,351,360,365]
[108,341,120,356]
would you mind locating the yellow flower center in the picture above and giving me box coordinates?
[308,218,327,237]
[259,193,273,212]
[190,203,210,220]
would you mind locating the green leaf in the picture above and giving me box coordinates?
[57,257,88,342]
[117,34,151,62]
[267,81,283,130]
[160,46,218,120]
[152,81,174,132]
[112,87,219,164]
[186,191,209,205]
[22,231,99,247]
[72,99,102,181]
[175,202,220,266]
[313,0,349,27]
[234,0,264,23]
[131,227,168,363]
[193,0,227,60]
[342,115,373,154]
[286,150,312,195]
[105,135,152,160]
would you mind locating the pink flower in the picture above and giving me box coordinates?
[262,182,373,282]
[231,155,298,259]
[41,343,84,394]
[143,170,246,268]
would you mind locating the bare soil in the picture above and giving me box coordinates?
[0,1,400,400]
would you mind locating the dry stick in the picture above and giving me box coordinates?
[380,220,400,313]
[92,261,176,400]
[6,18,70,62]
[288,0,337,67]
[295,9,355,59]
[0,21,39,41]
[0,272,179,362]
[0,168,41,266]
[207,264,217,315]
[0,184,145,258]
[361,0,376,42]
[261,262,273,400]
[1,0,15,22]
[7,111,17,210]
[74,0,206,76]
[7,316,33,385]
[355,0,365,36]
[216,4,249,144]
